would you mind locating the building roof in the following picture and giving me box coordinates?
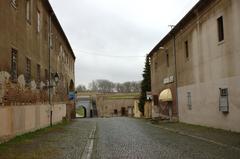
[45,1,76,60]
[148,0,216,57]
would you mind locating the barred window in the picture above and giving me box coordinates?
[25,58,31,84]
[187,92,192,110]
[36,64,41,88]
[11,0,17,8]
[11,49,18,82]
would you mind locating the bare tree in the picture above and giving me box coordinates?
[76,84,87,92]
[88,80,140,93]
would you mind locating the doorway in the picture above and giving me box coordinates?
[121,107,126,116]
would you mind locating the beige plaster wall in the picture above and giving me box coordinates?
[176,0,240,132]
[0,104,66,143]
[133,100,142,118]
[144,101,152,119]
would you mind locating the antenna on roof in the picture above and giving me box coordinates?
[168,25,175,29]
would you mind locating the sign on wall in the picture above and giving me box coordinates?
[163,75,174,85]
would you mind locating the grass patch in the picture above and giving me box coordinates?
[76,107,85,117]
[0,120,69,150]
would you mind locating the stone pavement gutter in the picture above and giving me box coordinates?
[149,120,240,151]
[81,122,97,159]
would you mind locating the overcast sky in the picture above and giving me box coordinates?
[49,0,199,87]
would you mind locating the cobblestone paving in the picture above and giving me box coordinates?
[92,117,240,159]
[0,119,96,159]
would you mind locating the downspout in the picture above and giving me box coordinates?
[173,33,179,119]
[48,13,52,127]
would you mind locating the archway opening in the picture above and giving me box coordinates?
[76,106,87,118]
[69,79,75,92]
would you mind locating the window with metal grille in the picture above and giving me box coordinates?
[219,88,229,113]
[11,0,17,8]
[25,58,31,84]
[11,49,18,82]
[217,16,224,42]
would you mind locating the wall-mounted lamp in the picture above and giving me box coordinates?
[52,73,60,85]
[159,47,165,50]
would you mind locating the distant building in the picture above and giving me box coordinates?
[149,0,240,132]
[96,93,140,117]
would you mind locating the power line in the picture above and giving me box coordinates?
[77,49,146,58]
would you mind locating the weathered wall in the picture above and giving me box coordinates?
[150,41,178,118]
[176,0,240,132]
[144,101,152,119]
[0,0,75,105]
[133,100,142,118]
[0,104,66,143]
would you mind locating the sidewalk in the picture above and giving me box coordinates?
[0,119,96,159]
[150,120,240,150]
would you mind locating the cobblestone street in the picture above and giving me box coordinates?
[93,118,240,159]
[1,118,240,159]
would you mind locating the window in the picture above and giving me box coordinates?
[11,49,18,82]
[166,51,169,67]
[185,41,189,59]
[37,10,41,33]
[217,16,224,42]
[11,0,17,8]
[25,58,31,84]
[26,0,31,22]
[187,92,192,110]
[219,88,229,113]
[36,64,41,88]
[45,69,48,82]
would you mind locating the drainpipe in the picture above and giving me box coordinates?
[48,13,52,127]
[173,32,179,119]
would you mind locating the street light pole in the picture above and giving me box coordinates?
[169,24,179,119]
